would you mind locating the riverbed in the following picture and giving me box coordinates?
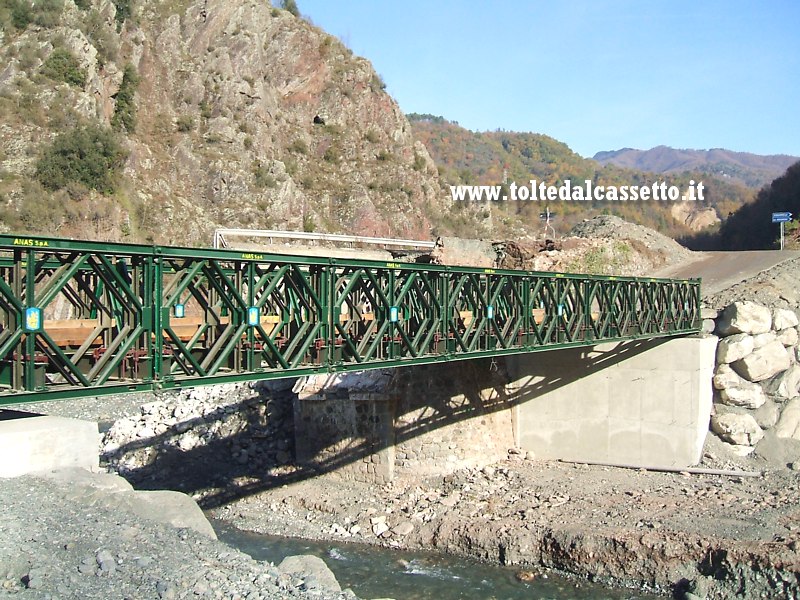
[213,520,661,600]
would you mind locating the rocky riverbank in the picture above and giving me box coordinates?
[207,453,800,599]
[0,468,358,599]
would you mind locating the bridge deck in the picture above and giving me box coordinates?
[0,234,700,403]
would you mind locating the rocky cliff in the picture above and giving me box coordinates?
[0,0,451,245]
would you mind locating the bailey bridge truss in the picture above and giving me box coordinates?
[0,234,700,404]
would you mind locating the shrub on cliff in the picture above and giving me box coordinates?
[40,48,86,87]
[35,124,127,194]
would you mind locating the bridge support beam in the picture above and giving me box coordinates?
[506,336,717,467]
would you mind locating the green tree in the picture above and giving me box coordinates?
[35,124,127,194]
[111,64,139,132]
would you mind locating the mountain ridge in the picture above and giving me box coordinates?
[593,146,799,188]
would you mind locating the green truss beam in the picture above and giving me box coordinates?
[0,234,701,404]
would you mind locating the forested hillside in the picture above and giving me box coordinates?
[410,114,755,239]
[683,161,800,250]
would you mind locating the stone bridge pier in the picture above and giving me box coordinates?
[292,337,717,483]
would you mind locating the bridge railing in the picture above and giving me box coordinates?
[0,234,701,403]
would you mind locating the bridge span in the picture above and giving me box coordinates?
[0,234,700,404]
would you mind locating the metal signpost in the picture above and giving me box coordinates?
[772,212,793,250]
[539,208,557,238]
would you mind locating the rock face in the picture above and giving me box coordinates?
[716,302,772,336]
[731,341,791,382]
[0,0,450,245]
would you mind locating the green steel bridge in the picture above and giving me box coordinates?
[0,234,701,404]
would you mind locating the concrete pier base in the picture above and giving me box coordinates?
[0,411,100,477]
[507,337,717,468]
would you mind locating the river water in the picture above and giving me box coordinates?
[213,521,662,600]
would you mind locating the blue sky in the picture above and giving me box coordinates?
[298,1,800,159]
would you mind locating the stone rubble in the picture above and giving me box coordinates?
[101,381,299,499]
[0,473,358,600]
[707,299,800,447]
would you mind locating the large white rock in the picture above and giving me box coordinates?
[718,379,767,409]
[731,340,792,382]
[773,308,799,331]
[715,333,754,364]
[766,364,800,400]
[712,363,741,390]
[752,332,777,349]
[775,397,800,441]
[711,413,764,446]
[716,301,772,336]
[778,327,799,348]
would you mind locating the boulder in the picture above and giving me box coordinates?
[278,555,341,592]
[778,327,799,347]
[711,413,764,446]
[775,397,800,441]
[701,307,719,320]
[718,378,767,409]
[753,398,780,429]
[722,441,755,457]
[766,364,800,400]
[701,319,716,334]
[712,364,741,390]
[773,308,799,331]
[752,332,777,349]
[716,301,772,336]
[731,341,791,382]
[715,334,754,364]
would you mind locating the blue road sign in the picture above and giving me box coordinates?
[772,212,792,223]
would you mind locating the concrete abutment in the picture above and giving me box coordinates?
[293,337,716,482]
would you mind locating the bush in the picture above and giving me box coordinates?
[175,115,194,132]
[280,0,299,17]
[35,124,127,194]
[288,139,308,154]
[370,73,386,92]
[112,0,130,29]
[252,161,276,189]
[111,64,139,132]
[9,0,33,30]
[81,9,118,64]
[40,48,86,87]
[32,0,63,27]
